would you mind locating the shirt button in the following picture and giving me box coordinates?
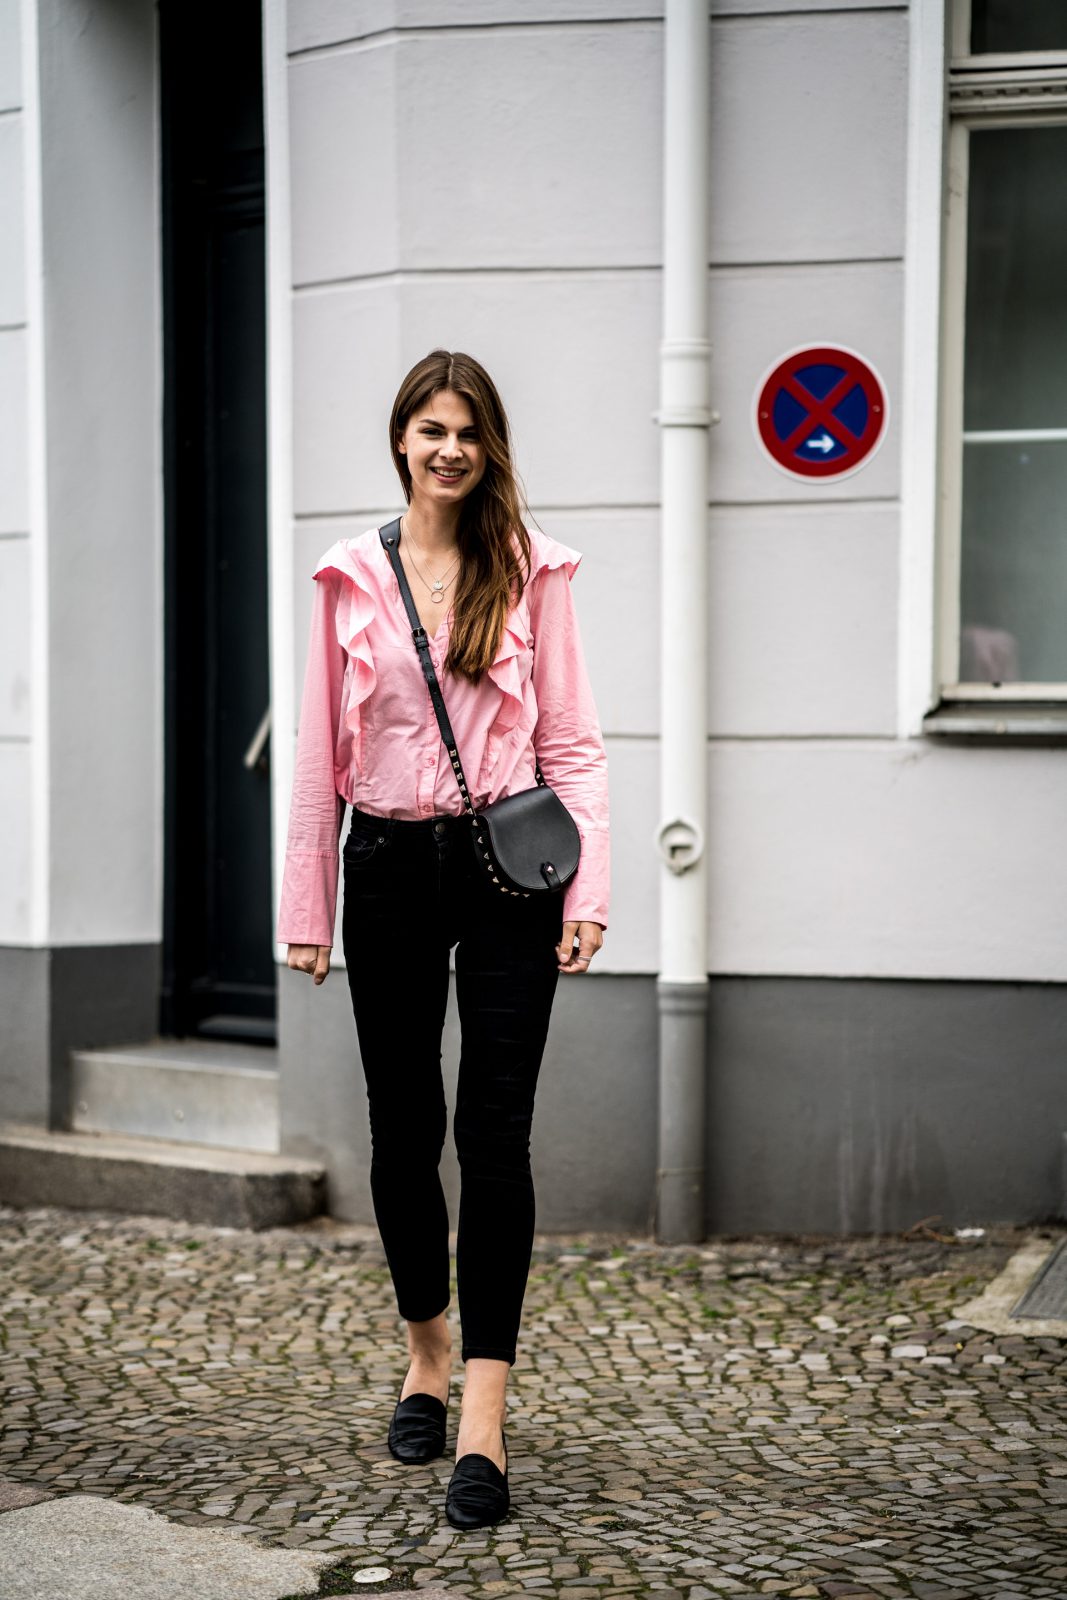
[421,805,432,815]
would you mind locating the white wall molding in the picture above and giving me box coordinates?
[896,0,947,738]
[264,0,296,961]
[21,0,48,945]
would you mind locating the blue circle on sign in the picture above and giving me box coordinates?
[772,364,869,462]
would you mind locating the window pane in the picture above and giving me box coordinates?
[959,442,1067,683]
[971,0,1067,54]
[964,126,1067,432]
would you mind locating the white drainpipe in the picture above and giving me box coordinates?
[653,0,713,1243]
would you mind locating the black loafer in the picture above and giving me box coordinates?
[387,1390,448,1463]
[445,1428,509,1529]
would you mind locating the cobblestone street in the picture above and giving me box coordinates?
[1,1204,1065,1599]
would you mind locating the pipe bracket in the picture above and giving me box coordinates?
[653,404,718,427]
[655,814,705,875]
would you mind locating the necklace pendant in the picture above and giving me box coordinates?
[432,579,443,591]
[431,590,444,603]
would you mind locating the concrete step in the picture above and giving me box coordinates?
[0,1125,326,1229]
[69,1038,278,1153]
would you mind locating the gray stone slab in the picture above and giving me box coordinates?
[0,1124,326,1229]
[0,1476,52,1513]
[1012,1235,1067,1320]
[955,1234,1067,1338]
[0,1494,328,1600]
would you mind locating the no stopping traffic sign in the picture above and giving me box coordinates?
[752,344,888,481]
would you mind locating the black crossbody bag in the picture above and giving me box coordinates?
[379,519,581,898]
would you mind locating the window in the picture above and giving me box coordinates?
[936,1,1067,708]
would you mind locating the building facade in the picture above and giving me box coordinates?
[1,0,1064,1235]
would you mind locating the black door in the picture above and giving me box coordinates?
[159,0,275,1043]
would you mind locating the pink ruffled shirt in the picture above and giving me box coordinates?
[276,524,611,946]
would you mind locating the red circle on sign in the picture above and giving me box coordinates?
[752,344,888,481]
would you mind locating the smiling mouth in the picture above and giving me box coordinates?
[431,467,466,481]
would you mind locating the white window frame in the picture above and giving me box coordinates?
[936,0,1067,706]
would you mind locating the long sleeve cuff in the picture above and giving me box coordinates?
[276,846,340,947]
[562,826,610,929]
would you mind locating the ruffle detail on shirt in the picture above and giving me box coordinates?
[485,530,584,739]
[312,539,376,753]
[485,612,532,738]
[523,527,584,585]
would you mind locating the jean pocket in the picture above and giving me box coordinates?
[343,820,387,867]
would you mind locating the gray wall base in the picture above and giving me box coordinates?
[280,966,1067,1237]
[0,944,161,1128]
[707,975,1067,1235]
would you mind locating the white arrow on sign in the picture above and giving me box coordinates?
[805,431,835,453]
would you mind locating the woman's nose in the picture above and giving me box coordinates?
[438,435,462,458]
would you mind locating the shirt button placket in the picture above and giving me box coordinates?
[419,704,437,815]
[423,747,438,821]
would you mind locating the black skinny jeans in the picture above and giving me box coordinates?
[340,803,563,1366]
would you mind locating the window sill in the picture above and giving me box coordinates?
[922,701,1067,741]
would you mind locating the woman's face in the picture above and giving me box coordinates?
[397,389,487,509]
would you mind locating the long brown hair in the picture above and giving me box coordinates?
[389,350,534,684]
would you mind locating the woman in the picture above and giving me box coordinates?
[276,349,610,1529]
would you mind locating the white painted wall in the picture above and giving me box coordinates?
[0,0,162,949]
[706,740,1067,982]
[0,0,31,941]
[707,8,907,265]
[276,0,1066,983]
[37,0,162,946]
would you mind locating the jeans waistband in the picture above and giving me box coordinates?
[349,803,471,838]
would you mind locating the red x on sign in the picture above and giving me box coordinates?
[752,344,889,481]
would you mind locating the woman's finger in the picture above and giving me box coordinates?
[558,920,602,974]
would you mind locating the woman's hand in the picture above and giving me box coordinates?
[556,920,604,974]
[287,945,332,985]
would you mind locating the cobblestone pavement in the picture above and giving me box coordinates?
[1,1204,1065,1600]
